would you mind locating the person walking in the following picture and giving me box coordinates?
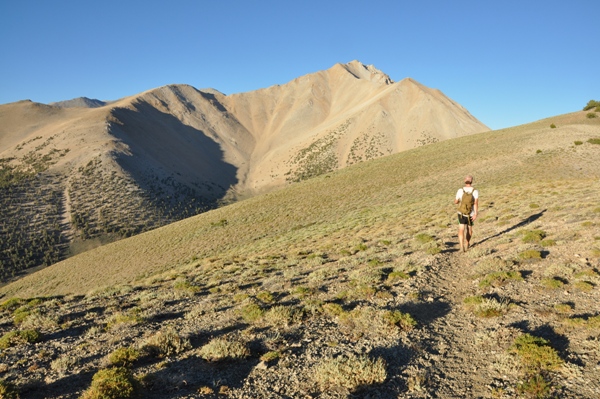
[454,175,479,252]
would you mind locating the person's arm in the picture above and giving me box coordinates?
[454,189,461,204]
[472,198,479,221]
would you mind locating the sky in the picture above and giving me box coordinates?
[0,0,598,130]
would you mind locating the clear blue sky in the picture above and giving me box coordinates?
[1,0,598,130]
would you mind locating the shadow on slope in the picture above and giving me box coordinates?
[476,210,546,247]
[110,101,238,209]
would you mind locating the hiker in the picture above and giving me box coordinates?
[454,175,479,252]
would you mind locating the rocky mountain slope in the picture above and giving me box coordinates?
[0,61,488,280]
[0,110,598,398]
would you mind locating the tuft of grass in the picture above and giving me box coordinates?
[510,334,563,373]
[463,295,511,318]
[322,303,344,317]
[239,303,264,323]
[263,305,301,327]
[573,281,594,292]
[314,354,387,391]
[479,270,523,288]
[519,250,542,260]
[540,277,565,289]
[382,310,417,331]
[0,298,23,312]
[142,328,190,358]
[50,355,78,373]
[414,233,434,244]
[574,140,583,145]
[80,367,137,399]
[106,308,145,329]
[198,337,250,361]
[553,303,573,314]
[521,229,547,243]
[256,291,275,304]
[386,271,410,284]
[587,137,600,145]
[562,315,600,330]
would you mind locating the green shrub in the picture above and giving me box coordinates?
[510,334,562,373]
[517,374,553,399]
[0,329,42,349]
[553,303,573,314]
[314,354,387,391]
[574,140,583,145]
[541,277,564,289]
[479,271,523,288]
[583,100,600,111]
[0,298,22,312]
[256,291,275,304]
[587,112,598,119]
[80,367,137,399]
[522,230,546,243]
[519,250,542,260]
[573,281,594,292]
[240,303,264,323]
[588,138,600,145]
[382,310,417,331]
[550,124,556,129]
[108,347,140,367]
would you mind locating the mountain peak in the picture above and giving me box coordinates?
[50,97,107,108]
[337,60,394,85]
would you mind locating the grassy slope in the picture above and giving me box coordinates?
[2,111,598,299]
[0,111,599,398]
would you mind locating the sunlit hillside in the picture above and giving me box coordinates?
[0,110,598,398]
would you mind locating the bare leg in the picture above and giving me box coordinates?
[465,224,473,251]
[458,224,466,252]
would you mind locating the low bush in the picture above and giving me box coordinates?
[239,303,264,323]
[198,337,250,361]
[314,354,387,391]
[510,334,562,373]
[0,329,42,349]
[142,328,190,358]
[479,271,523,288]
[80,367,137,399]
[463,296,511,318]
[107,347,140,367]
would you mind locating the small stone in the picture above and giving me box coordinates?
[255,361,268,370]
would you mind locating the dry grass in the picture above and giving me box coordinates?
[314,354,387,391]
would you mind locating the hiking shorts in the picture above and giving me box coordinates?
[457,214,473,226]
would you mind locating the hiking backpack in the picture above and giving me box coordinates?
[457,188,474,216]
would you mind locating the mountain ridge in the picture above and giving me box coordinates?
[0,60,489,279]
